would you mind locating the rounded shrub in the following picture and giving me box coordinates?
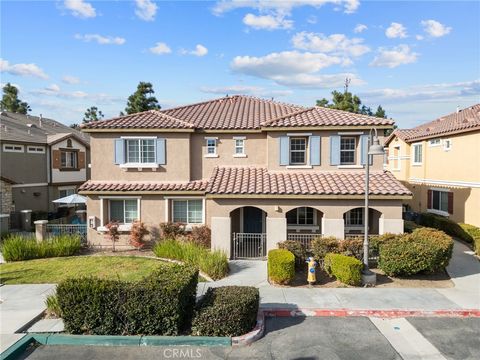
[419,213,472,243]
[278,240,307,268]
[311,236,339,261]
[268,249,295,285]
[324,253,363,286]
[378,228,453,276]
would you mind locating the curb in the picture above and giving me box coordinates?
[261,308,480,318]
[232,312,265,347]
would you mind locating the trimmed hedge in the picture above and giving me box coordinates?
[378,228,453,276]
[0,234,81,262]
[268,249,295,284]
[191,286,259,337]
[419,213,472,243]
[57,264,198,335]
[311,236,339,260]
[278,240,307,268]
[459,223,480,255]
[324,253,363,286]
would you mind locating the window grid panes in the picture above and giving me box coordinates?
[59,188,75,198]
[345,208,363,226]
[340,137,356,165]
[61,151,77,168]
[172,200,203,224]
[126,139,155,163]
[235,139,244,154]
[290,138,306,165]
[413,144,422,163]
[206,139,216,155]
[431,190,448,212]
[109,199,138,224]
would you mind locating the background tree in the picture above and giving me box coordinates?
[83,106,104,123]
[124,82,161,114]
[1,83,31,114]
[69,123,80,129]
[374,105,387,119]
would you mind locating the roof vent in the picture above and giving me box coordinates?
[27,123,37,128]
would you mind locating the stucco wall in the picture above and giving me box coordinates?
[12,185,49,212]
[386,137,410,180]
[0,142,48,183]
[51,137,88,184]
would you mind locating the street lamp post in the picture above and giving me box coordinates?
[362,127,385,286]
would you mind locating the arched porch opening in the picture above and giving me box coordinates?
[285,207,323,249]
[230,206,267,259]
[343,207,382,238]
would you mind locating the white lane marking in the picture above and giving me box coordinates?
[370,317,447,360]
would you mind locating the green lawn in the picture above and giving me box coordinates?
[0,256,184,284]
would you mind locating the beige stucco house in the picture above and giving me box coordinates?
[385,104,480,227]
[80,96,410,257]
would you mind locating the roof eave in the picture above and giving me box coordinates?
[81,128,195,133]
[206,194,412,200]
[263,125,394,132]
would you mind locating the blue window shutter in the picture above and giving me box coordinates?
[310,136,321,166]
[114,139,125,164]
[330,135,340,165]
[279,136,289,166]
[360,135,371,165]
[156,138,166,165]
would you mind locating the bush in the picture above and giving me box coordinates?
[268,249,295,284]
[153,239,228,280]
[338,238,363,260]
[404,220,423,233]
[311,236,339,261]
[419,213,472,243]
[459,223,480,255]
[0,234,81,262]
[369,233,397,254]
[129,220,149,249]
[191,286,259,337]
[278,240,307,268]
[159,222,185,239]
[57,264,198,335]
[190,225,211,248]
[45,294,62,318]
[324,253,363,286]
[378,228,454,276]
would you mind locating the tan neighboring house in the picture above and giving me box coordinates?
[80,95,411,257]
[385,104,480,227]
[0,111,90,218]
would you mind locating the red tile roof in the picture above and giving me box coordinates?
[81,110,195,130]
[206,166,411,196]
[162,95,303,130]
[263,106,394,128]
[79,180,208,192]
[386,104,480,144]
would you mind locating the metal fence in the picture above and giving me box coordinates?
[286,233,321,250]
[232,233,266,259]
[46,224,87,244]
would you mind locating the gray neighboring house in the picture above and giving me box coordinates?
[0,111,90,224]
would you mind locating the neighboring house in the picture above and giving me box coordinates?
[80,95,411,256]
[385,104,480,227]
[0,111,90,215]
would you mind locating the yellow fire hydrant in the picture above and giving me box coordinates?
[306,257,318,285]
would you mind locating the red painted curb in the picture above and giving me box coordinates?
[261,308,480,318]
[231,312,265,347]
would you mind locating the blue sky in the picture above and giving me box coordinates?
[1,0,479,128]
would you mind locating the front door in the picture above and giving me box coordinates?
[243,207,263,233]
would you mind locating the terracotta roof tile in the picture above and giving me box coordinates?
[263,106,395,128]
[206,166,411,196]
[81,110,195,130]
[79,180,208,192]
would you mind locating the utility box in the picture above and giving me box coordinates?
[20,209,32,231]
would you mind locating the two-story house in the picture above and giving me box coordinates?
[385,104,480,227]
[80,95,410,257]
[0,111,90,217]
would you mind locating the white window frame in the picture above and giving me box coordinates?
[125,138,156,164]
[289,137,308,165]
[98,196,141,231]
[205,137,218,158]
[428,188,450,216]
[412,143,423,166]
[340,136,356,165]
[287,207,316,226]
[171,199,204,225]
[58,187,75,198]
[108,199,140,225]
[27,146,46,154]
[3,144,24,153]
[443,139,452,151]
[345,208,364,226]
[428,139,442,147]
[233,136,246,157]
[60,150,78,169]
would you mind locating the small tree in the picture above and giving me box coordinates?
[83,106,104,123]
[105,221,120,252]
[129,220,149,249]
[125,82,161,114]
[1,83,31,114]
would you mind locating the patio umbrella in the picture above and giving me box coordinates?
[52,194,87,205]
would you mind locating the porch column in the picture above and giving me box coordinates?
[211,217,231,258]
[379,217,404,234]
[322,218,344,239]
[266,217,287,253]
[34,220,48,242]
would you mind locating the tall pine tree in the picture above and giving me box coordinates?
[1,83,31,114]
[124,82,161,114]
[83,106,104,123]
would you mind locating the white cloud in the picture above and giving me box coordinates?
[64,0,96,18]
[353,24,367,33]
[62,75,81,84]
[0,58,48,79]
[385,22,407,38]
[200,85,292,97]
[135,0,158,22]
[74,34,126,45]
[370,45,418,68]
[291,32,370,58]
[46,84,61,92]
[182,44,208,57]
[149,42,171,55]
[415,35,424,41]
[421,19,452,38]
[307,15,317,24]
[243,13,293,30]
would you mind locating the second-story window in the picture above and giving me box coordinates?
[127,139,155,163]
[412,143,423,165]
[289,137,307,165]
[235,139,245,155]
[206,138,217,156]
[340,137,356,165]
[61,150,78,169]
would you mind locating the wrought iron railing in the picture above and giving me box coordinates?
[286,233,322,250]
[46,224,87,244]
[232,233,266,259]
